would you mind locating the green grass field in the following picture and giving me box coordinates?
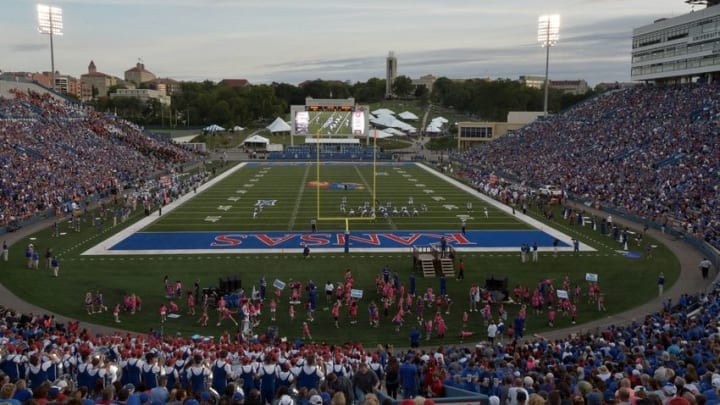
[146,163,528,233]
[0,162,680,346]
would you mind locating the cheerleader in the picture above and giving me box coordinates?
[424,319,433,340]
[332,300,341,328]
[187,291,196,316]
[217,307,239,327]
[113,303,121,323]
[289,304,295,321]
[368,301,379,328]
[302,321,312,339]
[160,304,167,323]
[270,299,277,321]
[434,312,447,338]
[198,307,209,326]
[349,300,358,325]
[392,308,404,332]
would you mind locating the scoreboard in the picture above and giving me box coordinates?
[308,105,353,112]
[290,102,369,137]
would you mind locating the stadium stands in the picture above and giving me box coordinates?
[453,83,720,251]
[0,88,202,228]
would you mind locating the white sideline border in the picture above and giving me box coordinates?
[82,162,595,255]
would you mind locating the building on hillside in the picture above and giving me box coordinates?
[150,78,181,95]
[110,88,171,106]
[219,79,249,87]
[520,75,590,94]
[456,111,541,150]
[549,80,590,95]
[519,75,545,89]
[124,62,156,87]
[632,2,720,83]
[80,61,118,101]
[412,74,437,93]
[36,72,81,98]
[386,51,397,98]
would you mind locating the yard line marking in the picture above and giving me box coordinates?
[287,164,311,230]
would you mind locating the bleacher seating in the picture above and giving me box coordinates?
[454,83,720,249]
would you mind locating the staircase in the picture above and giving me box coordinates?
[439,258,455,277]
[421,259,436,278]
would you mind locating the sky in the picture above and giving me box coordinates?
[0,0,698,86]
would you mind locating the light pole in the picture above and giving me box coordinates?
[37,4,63,92]
[538,14,560,117]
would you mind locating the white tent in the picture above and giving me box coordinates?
[384,128,407,136]
[371,108,396,116]
[266,117,291,133]
[369,115,417,134]
[242,135,270,145]
[398,111,419,120]
[232,125,245,132]
[426,122,444,133]
[203,124,225,132]
[431,116,449,124]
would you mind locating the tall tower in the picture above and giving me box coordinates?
[385,51,397,98]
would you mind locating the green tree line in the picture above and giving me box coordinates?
[90,76,594,128]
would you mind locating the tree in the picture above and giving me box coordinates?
[392,75,414,98]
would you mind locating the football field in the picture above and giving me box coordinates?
[85,162,583,255]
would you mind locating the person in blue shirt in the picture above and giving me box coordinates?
[439,274,447,296]
[409,327,420,348]
[399,356,418,398]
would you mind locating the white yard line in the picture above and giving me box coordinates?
[287,165,311,230]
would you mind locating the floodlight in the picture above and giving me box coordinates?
[538,14,560,117]
[37,4,63,91]
[37,4,63,35]
[538,14,560,46]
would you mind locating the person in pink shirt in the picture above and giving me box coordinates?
[302,321,312,339]
[332,301,341,328]
[270,299,277,321]
[113,303,121,323]
[187,291,196,316]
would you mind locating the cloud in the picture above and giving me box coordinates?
[11,43,47,52]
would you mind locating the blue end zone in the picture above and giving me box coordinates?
[108,230,569,253]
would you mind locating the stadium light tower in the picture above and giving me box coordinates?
[538,14,560,117]
[37,4,63,91]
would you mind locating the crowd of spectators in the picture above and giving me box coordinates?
[452,83,720,249]
[0,281,719,405]
[0,89,202,227]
